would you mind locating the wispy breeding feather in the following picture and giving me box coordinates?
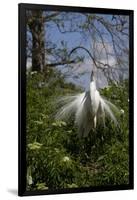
[55,71,119,137]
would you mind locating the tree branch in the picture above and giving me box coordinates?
[47,60,77,67]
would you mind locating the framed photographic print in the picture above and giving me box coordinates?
[18,3,134,196]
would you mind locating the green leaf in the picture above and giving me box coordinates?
[28,142,43,150]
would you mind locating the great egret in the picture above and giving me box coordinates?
[55,71,119,138]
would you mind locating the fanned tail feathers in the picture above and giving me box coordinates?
[55,92,119,137]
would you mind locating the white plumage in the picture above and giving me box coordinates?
[55,71,119,137]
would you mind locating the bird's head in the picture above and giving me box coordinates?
[90,71,95,82]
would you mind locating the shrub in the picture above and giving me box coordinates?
[26,69,129,190]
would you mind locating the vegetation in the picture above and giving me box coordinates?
[26,68,129,191]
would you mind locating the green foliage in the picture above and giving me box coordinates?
[26,68,129,191]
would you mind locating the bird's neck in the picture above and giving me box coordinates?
[89,80,96,101]
[90,80,96,92]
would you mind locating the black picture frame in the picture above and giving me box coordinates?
[18,3,134,196]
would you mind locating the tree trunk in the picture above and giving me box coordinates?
[28,11,45,72]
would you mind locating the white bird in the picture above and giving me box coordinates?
[55,71,119,137]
